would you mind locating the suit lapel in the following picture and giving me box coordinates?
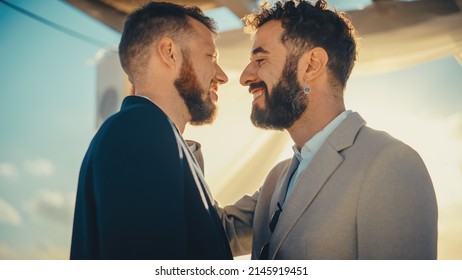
[269,112,366,259]
[186,146,215,207]
[168,121,215,209]
[125,96,215,209]
[270,155,299,214]
[269,143,343,258]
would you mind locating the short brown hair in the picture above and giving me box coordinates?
[118,1,217,82]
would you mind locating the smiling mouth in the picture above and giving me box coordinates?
[210,86,218,101]
[249,82,267,103]
[251,89,264,100]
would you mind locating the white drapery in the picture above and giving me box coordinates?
[351,0,462,75]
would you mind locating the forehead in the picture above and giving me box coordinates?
[251,20,285,54]
[188,18,217,51]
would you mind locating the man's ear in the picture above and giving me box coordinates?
[157,37,177,68]
[299,47,328,82]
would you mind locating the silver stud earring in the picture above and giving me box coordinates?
[303,86,311,94]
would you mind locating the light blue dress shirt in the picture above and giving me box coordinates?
[284,110,353,203]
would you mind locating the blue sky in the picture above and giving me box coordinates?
[0,0,120,258]
[1,0,461,259]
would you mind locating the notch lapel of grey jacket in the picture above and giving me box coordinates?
[269,112,366,259]
[270,155,299,214]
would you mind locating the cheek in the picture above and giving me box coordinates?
[197,72,211,90]
[259,67,280,89]
[201,65,216,85]
[191,68,209,89]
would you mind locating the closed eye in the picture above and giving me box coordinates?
[209,54,218,62]
[255,58,265,65]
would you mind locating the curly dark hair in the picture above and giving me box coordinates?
[119,1,217,82]
[243,0,358,89]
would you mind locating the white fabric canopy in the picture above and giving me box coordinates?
[352,5,462,75]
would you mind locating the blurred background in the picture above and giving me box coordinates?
[0,0,461,259]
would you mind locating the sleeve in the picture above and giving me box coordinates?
[357,141,438,259]
[216,191,259,256]
[92,109,187,259]
[216,159,289,257]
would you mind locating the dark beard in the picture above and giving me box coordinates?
[174,52,216,125]
[251,56,307,130]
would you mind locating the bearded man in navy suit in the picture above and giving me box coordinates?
[70,2,232,260]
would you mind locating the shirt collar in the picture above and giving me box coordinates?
[292,110,353,161]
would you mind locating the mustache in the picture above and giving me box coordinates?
[248,82,267,93]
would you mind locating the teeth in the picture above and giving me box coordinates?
[252,90,263,100]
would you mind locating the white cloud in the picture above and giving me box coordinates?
[26,189,74,227]
[0,198,22,226]
[24,158,55,177]
[0,242,69,260]
[28,241,70,260]
[0,243,18,260]
[0,162,19,179]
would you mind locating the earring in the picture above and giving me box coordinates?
[303,86,311,95]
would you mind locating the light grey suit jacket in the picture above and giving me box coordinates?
[219,112,438,259]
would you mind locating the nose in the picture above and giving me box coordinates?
[240,62,256,86]
[215,63,228,85]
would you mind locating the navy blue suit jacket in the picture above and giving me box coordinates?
[70,96,232,259]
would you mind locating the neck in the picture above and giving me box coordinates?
[135,89,189,134]
[287,95,345,150]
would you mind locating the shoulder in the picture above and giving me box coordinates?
[91,96,179,158]
[85,97,185,185]
[355,126,433,191]
[109,96,171,128]
[358,125,421,158]
[102,97,174,138]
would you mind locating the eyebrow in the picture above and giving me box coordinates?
[252,47,270,55]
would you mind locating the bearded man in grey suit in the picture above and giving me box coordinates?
[219,0,438,260]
